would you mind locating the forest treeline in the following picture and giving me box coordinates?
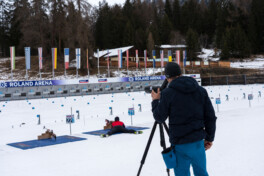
[0,0,264,69]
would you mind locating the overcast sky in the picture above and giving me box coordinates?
[88,0,127,7]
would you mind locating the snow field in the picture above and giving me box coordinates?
[0,84,264,176]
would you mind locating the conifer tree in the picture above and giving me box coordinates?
[147,32,154,57]
[249,0,264,53]
[186,28,200,61]
[0,0,10,56]
[165,0,173,22]
[160,14,173,44]
[172,0,180,31]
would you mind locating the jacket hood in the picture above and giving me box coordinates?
[168,76,198,93]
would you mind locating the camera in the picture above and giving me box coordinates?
[144,79,168,94]
[144,86,160,93]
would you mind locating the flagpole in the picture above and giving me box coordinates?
[152,50,155,75]
[26,69,28,80]
[64,50,67,77]
[118,50,120,76]
[39,50,41,79]
[76,48,81,79]
[144,50,147,76]
[38,48,42,80]
[52,64,54,79]
[39,50,41,80]
[183,50,187,74]
[25,47,27,80]
[97,49,100,77]
[160,50,163,76]
[65,67,67,78]
[126,50,129,76]
[52,48,54,79]
[76,65,78,78]
[107,49,110,77]
[25,47,30,80]
[40,67,42,80]
[136,50,138,73]
[76,48,78,79]
[10,47,14,81]
[11,69,13,81]
[76,48,78,78]
[87,49,90,78]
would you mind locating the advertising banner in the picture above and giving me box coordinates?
[0,76,166,88]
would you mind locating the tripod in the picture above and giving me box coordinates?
[137,121,170,176]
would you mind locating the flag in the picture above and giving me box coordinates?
[107,49,109,70]
[160,50,164,68]
[126,50,129,69]
[118,49,122,68]
[52,48,57,69]
[152,50,156,68]
[76,48,81,69]
[64,48,69,69]
[87,49,89,69]
[25,47,30,70]
[136,50,139,68]
[183,50,187,67]
[144,50,147,68]
[168,50,172,62]
[38,47,43,70]
[10,46,15,70]
[176,50,181,65]
[118,50,120,68]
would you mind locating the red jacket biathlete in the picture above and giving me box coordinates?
[111,121,125,128]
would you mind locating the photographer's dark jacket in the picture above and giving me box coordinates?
[152,76,217,145]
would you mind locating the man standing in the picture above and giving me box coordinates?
[151,62,217,176]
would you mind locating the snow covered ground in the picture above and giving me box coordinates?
[231,58,264,69]
[0,84,264,176]
[198,48,264,69]
[198,48,220,61]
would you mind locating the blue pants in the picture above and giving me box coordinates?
[173,140,209,176]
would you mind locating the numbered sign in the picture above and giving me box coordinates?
[215,98,221,105]
[66,115,75,124]
[248,94,253,100]
[128,108,135,116]
[138,104,142,112]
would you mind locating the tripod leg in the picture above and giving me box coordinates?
[159,124,170,176]
[159,123,167,149]
[137,121,158,176]
[162,122,169,135]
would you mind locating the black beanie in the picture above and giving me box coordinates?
[165,62,181,78]
[115,116,119,121]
